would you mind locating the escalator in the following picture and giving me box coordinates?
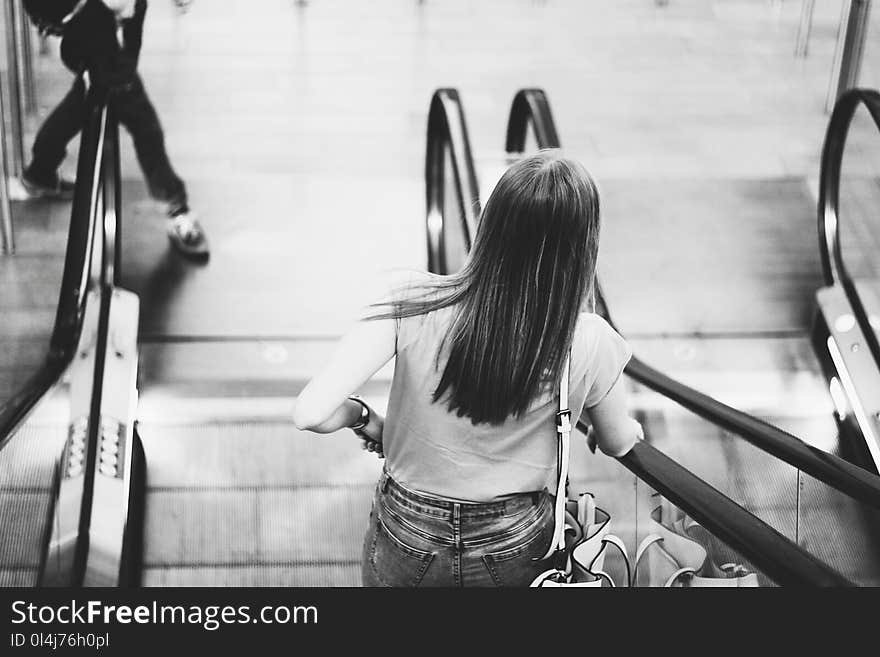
[0,85,872,587]
[0,88,144,587]
[131,372,386,586]
[129,87,868,587]
[425,87,880,585]
[1,86,384,587]
[812,89,880,475]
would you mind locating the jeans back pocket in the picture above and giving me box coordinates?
[481,509,555,587]
[368,514,436,587]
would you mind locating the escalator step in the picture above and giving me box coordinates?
[142,564,361,587]
[0,423,66,488]
[0,422,67,588]
[0,492,53,567]
[0,569,39,586]
[137,421,383,488]
[142,486,373,567]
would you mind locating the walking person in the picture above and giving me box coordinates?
[21,0,208,259]
[294,150,643,587]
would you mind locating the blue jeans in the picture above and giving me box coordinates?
[362,471,555,587]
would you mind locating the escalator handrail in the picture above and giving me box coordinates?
[35,90,124,586]
[426,89,481,274]
[426,87,854,585]
[0,88,108,452]
[609,432,853,586]
[505,88,561,154]
[506,88,880,512]
[817,88,880,288]
[500,89,852,584]
[817,89,880,382]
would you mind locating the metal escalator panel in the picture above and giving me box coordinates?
[80,288,141,587]
[814,285,880,472]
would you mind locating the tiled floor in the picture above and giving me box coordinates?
[3,0,880,345]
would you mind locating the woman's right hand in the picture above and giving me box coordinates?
[586,426,598,454]
[358,410,385,458]
[361,438,384,458]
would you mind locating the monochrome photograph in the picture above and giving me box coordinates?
[0,0,879,609]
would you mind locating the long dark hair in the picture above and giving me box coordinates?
[372,149,601,425]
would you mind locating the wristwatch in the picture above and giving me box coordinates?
[348,395,370,437]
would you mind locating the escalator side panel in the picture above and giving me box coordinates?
[41,289,103,586]
[815,284,880,472]
[799,472,880,586]
[84,289,140,586]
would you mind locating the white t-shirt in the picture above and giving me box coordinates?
[381,287,632,503]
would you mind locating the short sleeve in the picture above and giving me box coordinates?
[581,317,633,408]
[378,269,436,354]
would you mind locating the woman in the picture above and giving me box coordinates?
[294,150,643,587]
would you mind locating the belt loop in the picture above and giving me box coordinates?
[453,503,462,549]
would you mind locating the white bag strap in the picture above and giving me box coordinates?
[664,567,697,588]
[577,491,596,529]
[635,533,665,566]
[593,534,631,588]
[539,352,572,563]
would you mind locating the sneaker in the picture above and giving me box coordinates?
[20,172,76,200]
[166,211,209,260]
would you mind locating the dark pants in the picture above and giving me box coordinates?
[26,74,188,215]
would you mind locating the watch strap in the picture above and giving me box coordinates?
[348,396,370,431]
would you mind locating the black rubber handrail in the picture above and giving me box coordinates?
[609,435,852,586]
[817,88,880,375]
[505,88,560,155]
[101,92,123,287]
[504,88,880,512]
[424,87,854,585]
[425,89,480,274]
[818,88,880,288]
[92,98,145,587]
[76,97,122,587]
[0,87,108,452]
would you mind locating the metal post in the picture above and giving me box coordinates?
[15,0,37,114]
[795,0,816,57]
[3,0,25,179]
[0,79,14,254]
[826,0,873,112]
